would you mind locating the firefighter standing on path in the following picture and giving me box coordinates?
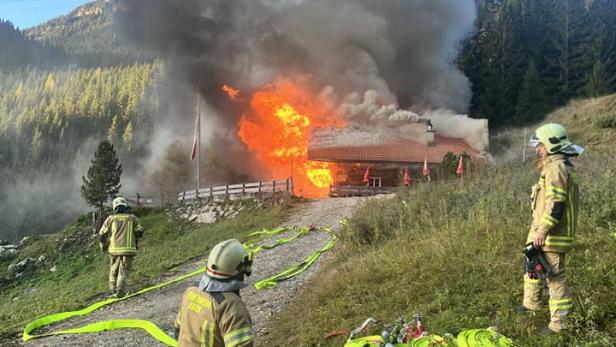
[175,239,254,347]
[520,123,584,334]
[99,196,143,298]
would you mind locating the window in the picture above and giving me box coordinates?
[368,177,382,187]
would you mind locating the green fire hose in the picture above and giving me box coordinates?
[23,225,335,345]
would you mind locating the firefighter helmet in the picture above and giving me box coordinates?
[206,239,252,279]
[112,196,128,210]
[529,123,572,154]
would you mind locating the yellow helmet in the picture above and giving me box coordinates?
[529,123,572,154]
[206,239,252,279]
[112,196,128,210]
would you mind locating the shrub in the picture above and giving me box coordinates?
[593,114,616,128]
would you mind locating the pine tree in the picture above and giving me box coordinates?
[585,60,608,97]
[514,61,548,124]
[81,140,122,212]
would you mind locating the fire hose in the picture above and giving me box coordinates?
[22,225,335,346]
[340,317,515,347]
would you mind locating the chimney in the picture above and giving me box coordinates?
[426,120,435,147]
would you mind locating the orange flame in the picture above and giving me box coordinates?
[222,84,240,100]
[237,80,344,197]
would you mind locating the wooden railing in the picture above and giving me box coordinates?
[125,194,163,207]
[329,185,398,197]
[178,178,293,202]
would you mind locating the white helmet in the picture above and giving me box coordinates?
[206,239,252,279]
[112,196,128,210]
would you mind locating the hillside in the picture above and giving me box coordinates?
[459,0,616,128]
[0,201,289,336]
[264,94,616,346]
[0,20,66,70]
[0,63,160,241]
[24,0,153,67]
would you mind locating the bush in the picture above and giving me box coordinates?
[593,114,616,128]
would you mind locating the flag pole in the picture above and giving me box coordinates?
[522,128,527,163]
[196,89,201,199]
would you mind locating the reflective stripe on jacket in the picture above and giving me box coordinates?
[527,154,580,253]
[99,214,143,255]
[175,287,254,347]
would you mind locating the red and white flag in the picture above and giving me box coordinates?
[363,165,371,185]
[456,155,464,177]
[403,167,410,186]
[190,112,200,160]
[422,158,430,177]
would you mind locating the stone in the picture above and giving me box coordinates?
[0,239,9,246]
[0,247,18,258]
[50,266,57,272]
[188,215,198,223]
[8,257,36,274]
[196,211,217,224]
[19,236,30,246]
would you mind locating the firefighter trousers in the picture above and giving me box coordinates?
[523,252,572,332]
[109,255,133,294]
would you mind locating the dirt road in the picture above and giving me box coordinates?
[18,197,364,347]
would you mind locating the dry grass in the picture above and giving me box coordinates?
[263,95,616,347]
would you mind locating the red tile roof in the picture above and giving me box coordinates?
[308,134,479,164]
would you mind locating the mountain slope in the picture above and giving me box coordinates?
[264,94,616,347]
[0,20,65,70]
[25,0,153,67]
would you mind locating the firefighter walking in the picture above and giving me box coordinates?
[175,239,254,347]
[520,123,583,334]
[99,196,144,298]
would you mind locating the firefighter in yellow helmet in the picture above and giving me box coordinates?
[175,239,254,347]
[520,123,583,334]
[99,196,144,298]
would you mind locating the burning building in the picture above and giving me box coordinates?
[308,120,489,196]
[114,0,482,199]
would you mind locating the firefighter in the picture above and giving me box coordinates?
[99,196,144,298]
[175,239,254,347]
[520,123,583,334]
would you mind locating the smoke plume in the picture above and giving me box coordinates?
[113,0,482,178]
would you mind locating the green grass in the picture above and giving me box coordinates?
[0,204,288,333]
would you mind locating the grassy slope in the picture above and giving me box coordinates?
[0,204,288,333]
[265,95,616,347]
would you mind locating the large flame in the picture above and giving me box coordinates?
[237,80,344,197]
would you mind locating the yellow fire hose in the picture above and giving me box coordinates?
[23,225,335,346]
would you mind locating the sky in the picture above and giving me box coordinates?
[0,0,90,29]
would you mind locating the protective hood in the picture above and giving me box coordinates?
[198,274,247,293]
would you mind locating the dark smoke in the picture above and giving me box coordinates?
[111,0,483,185]
[114,0,476,113]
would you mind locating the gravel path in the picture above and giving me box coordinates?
[15,197,365,347]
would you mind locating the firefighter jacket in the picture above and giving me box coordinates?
[99,214,143,255]
[175,287,254,347]
[528,154,580,253]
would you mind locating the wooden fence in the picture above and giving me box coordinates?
[178,178,293,202]
[329,185,398,197]
[125,194,164,207]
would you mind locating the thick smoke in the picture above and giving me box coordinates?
[113,0,481,178]
[115,0,475,110]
